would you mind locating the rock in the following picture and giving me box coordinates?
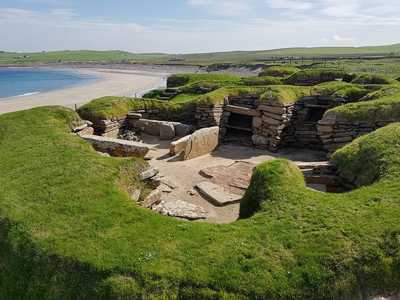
[252,117,262,129]
[170,135,191,156]
[72,123,88,133]
[127,112,142,120]
[131,189,141,201]
[78,126,94,136]
[160,122,175,140]
[81,135,150,157]
[183,127,220,160]
[139,168,159,181]
[119,130,141,142]
[141,189,162,208]
[252,134,268,146]
[174,123,192,137]
[97,151,110,157]
[135,119,162,136]
[195,181,242,206]
[159,178,178,190]
[153,200,208,220]
[158,184,173,193]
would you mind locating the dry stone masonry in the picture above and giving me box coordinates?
[317,112,396,156]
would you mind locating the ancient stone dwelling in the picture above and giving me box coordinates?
[89,91,387,159]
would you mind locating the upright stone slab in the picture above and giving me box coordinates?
[160,122,175,140]
[183,127,220,160]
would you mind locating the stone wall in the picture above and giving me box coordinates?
[317,112,396,156]
[91,105,196,137]
[195,103,229,138]
[251,103,295,151]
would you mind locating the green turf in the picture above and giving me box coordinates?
[1,107,400,299]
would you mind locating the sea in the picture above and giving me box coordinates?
[0,67,99,99]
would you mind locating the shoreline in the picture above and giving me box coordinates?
[0,67,170,115]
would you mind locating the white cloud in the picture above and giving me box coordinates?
[267,0,313,10]
[186,0,252,16]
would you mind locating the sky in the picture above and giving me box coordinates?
[1,0,400,53]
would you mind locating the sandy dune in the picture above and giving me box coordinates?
[0,68,167,114]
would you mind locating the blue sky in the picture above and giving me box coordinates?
[1,0,400,53]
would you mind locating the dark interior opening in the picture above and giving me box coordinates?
[228,113,253,130]
[306,107,327,122]
[224,113,253,146]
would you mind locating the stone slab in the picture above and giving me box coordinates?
[184,127,220,160]
[81,135,150,157]
[196,181,242,206]
[153,200,208,220]
[160,122,175,140]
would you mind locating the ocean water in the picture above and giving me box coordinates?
[0,68,98,99]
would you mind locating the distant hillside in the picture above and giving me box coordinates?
[1,43,400,65]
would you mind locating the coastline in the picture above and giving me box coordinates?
[0,67,170,115]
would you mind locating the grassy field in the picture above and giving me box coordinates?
[1,43,400,66]
[2,63,400,298]
[1,106,400,299]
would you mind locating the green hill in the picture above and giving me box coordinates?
[1,43,400,65]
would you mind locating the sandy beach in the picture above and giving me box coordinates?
[0,68,168,115]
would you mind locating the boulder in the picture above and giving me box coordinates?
[152,200,208,220]
[160,122,175,140]
[81,135,150,157]
[183,127,220,160]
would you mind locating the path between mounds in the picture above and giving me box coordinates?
[142,135,326,224]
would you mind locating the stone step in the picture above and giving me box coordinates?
[195,181,242,206]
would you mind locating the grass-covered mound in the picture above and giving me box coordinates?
[325,89,400,123]
[259,85,312,105]
[258,65,300,77]
[241,76,283,86]
[2,107,400,299]
[78,96,196,123]
[285,69,348,86]
[351,73,393,85]
[167,73,242,88]
[312,82,370,102]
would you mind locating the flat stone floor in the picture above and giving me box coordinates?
[143,134,326,224]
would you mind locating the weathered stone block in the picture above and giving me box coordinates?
[184,127,220,160]
[170,135,191,156]
[174,123,192,137]
[160,122,175,140]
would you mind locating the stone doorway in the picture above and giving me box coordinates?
[225,112,253,146]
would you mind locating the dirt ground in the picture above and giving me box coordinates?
[143,135,326,224]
